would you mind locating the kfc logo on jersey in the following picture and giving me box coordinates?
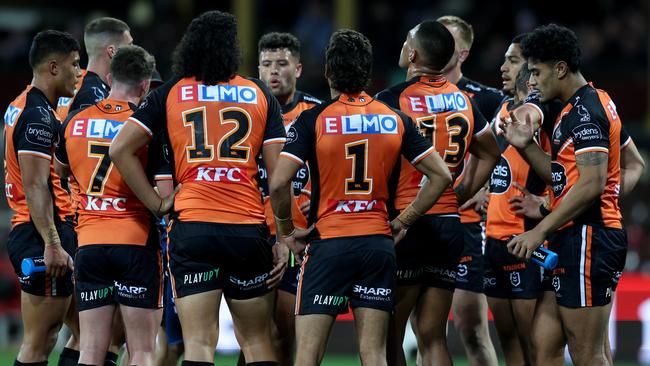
[490,156,512,194]
[178,84,258,104]
[332,199,382,213]
[70,118,124,139]
[551,162,567,198]
[406,92,469,113]
[194,167,246,183]
[4,105,21,127]
[322,114,398,135]
[81,195,128,212]
[572,123,602,143]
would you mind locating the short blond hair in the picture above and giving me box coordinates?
[437,15,473,50]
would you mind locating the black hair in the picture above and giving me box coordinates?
[515,62,531,94]
[110,45,155,86]
[258,32,301,59]
[511,33,527,45]
[521,24,581,72]
[172,11,241,85]
[413,20,455,71]
[29,30,80,69]
[325,29,372,94]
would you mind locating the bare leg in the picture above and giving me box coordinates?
[414,287,454,366]
[354,307,390,366]
[452,290,498,366]
[294,314,336,366]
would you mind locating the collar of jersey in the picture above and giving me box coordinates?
[96,98,134,113]
[337,91,372,106]
[411,75,447,87]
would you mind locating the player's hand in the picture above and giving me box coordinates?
[287,226,311,265]
[459,186,489,214]
[299,200,310,217]
[267,241,289,289]
[500,111,535,149]
[155,183,182,216]
[390,219,408,245]
[507,228,545,260]
[508,182,546,219]
[44,243,73,277]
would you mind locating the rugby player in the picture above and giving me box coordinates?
[54,45,165,366]
[3,30,80,366]
[270,29,452,366]
[376,20,499,366]
[110,11,289,366]
[255,31,321,366]
[504,24,630,365]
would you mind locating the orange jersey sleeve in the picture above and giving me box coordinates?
[280,92,433,240]
[128,75,286,224]
[55,99,154,246]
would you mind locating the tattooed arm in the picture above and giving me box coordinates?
[508,151,608,259]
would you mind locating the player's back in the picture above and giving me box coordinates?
[57,99,151,246]
[129,75,286,224]
[282,92,432,239]
[4,85,73,226]
[376,76,488,215]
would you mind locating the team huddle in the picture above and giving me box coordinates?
[2,9,645,366]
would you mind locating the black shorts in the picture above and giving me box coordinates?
[75,243,163,311]
[296,235,396,315]
[167,221,273,300]
[395,215,463,290]
[7,221,76,297]
[547,224,627,308]
[455,222,486,293]
[484,238,543,299]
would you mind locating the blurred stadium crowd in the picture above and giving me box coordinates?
[0,0,647,344]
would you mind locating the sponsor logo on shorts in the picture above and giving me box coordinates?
[80,285,114,302]
[510,272,521,287]
[229,273,269,290]
[423,265,457,281]
[184,268,219,285]
[352,285,392,302]
[115,282,147,299]
[484,276,497,288]
[552,276,561,292]
[313,294,349,306]
[457,264,468,277]
[396,268,422,280]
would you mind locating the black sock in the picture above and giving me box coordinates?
[246,362,279,366]
[103,351,119,366]
[181,361,214,366]
[57,347,80,366]
[14,361,48,366]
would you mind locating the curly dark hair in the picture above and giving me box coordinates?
[258,32,300,59]
[325,29,372,94]
[111,45,155,87]
[29,30,80,69]
[172,11,240,85]
[414,20,455,71]
[521,24,581,72]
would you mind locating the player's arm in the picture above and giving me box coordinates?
[392,115,452,242]
[110,122,177,216]
[620,137,645,196]
[19,154,71,277]
[502,109,552,185]
[455,130,499,204]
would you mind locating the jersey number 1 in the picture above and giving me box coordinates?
[345,139,372,194]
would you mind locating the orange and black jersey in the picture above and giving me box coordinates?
[57,70,109,118]
[281,92,433,240]
[257,90,321,235]
[3,85,73,226]
[456,76,504,122]
[375,75,489,215]
[55,99,168,246]
[486,95,561,240]
[128,75,286,224]
[550,83,623,229]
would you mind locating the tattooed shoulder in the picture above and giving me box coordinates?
[576,151,608,166]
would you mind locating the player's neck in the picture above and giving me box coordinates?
[107,84,142,106]
[86,57,110,84]
[559,72,588,103]
[31,75,59,106]
[407,65,443,80]
[278,89,296,106]
[444,66,463,84]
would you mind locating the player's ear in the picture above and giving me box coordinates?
[107,45,116,59]
[295,63,303,79]
[140,79,151,99]
[556,61,568,79]
[458,48,470,63]
[106,73,113,88]
[48,58,59,76]
[409,49,416,63]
